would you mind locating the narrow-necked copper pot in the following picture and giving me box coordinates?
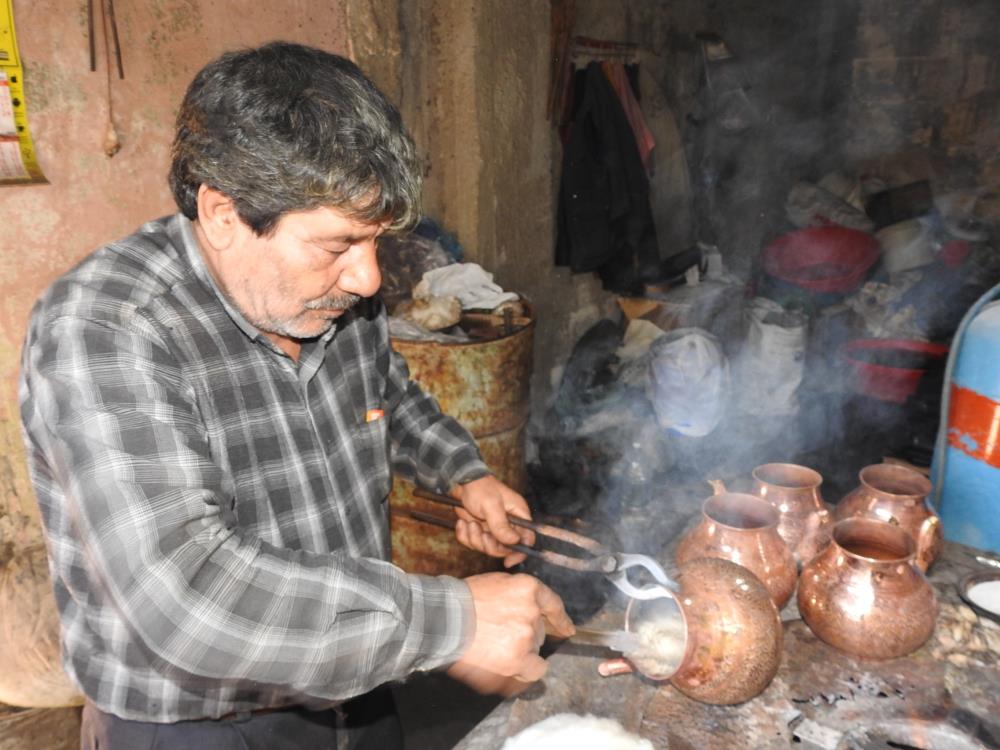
[621,557,783,705]
[797,517,938,659]
[835,463,942,572]
[676,490,797,608]
[750,463,832,567]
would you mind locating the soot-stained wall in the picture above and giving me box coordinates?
[572,0,1000,276]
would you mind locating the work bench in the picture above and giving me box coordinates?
[455,516,1000,749]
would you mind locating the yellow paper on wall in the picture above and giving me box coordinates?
[0,0,46,185]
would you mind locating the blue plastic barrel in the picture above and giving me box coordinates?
[932,283,1000,554]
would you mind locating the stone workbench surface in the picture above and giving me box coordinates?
[455,540,1000,749]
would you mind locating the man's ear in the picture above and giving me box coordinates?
[196,185,243,250]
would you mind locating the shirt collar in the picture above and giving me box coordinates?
[172,214,264,343]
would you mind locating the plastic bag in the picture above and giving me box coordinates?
[647,328,729,436]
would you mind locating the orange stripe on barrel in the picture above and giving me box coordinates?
[948,384,1000,468]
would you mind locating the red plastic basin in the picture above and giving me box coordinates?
[762,226,880,294]
[841,339,949,403]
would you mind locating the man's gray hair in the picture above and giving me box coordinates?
[169,41,421,235]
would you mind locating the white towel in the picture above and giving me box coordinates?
[415,263,519,310]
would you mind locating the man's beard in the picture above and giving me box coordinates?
[258,292,364,340]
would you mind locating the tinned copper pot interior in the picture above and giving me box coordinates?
[834,515,915,560]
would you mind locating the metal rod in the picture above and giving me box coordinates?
[569,627,640,653]
[573,35,638,50]
[106,0,124,79]
[87,0,96,72]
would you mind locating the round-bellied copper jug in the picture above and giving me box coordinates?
[750,463,832,567]
[676,490,797,608]
[620,557,783,705]
[798,517,938,659]
[835,463,942,572]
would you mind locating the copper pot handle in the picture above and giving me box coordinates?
[597,657,635,677]
[707,479,727,495]
[915,515,940,573]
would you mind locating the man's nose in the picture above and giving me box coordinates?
[339,242,382,298]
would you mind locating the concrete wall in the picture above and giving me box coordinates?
[0,0,354,550]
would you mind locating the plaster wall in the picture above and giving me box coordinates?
[2,0,628,555]
[0,0,354,550]
[397,0,618,425]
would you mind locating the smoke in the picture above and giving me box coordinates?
[530,0,1000,572]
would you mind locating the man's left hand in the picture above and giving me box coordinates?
[451,476,535,568]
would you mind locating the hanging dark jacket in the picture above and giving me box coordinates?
[555,62,659,293]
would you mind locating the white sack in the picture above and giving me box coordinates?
[736,298,806,417]
[647,328,729,436]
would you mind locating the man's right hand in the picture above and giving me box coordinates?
[446,572,574,695]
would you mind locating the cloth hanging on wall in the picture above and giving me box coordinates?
[601,60,655,170]
[555,62,659,294]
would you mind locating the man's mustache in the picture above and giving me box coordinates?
[304,292,362,311]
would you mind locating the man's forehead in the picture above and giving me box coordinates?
[280,205,387,238]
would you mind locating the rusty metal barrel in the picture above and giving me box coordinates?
[389,308,534,577]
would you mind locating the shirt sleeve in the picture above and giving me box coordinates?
[383,342,492,492]
[20,311,475,702]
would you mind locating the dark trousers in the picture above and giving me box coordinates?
[81,688,403,750]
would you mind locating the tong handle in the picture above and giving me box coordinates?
[403,508,540,559]
[411,487,612,571]
[413,488,540,532]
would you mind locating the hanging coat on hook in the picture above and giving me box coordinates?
[555,62,659,295]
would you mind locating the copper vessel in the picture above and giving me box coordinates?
[797,517,938,659]
[617,557,783,705]
[750,463,832,566]
[835,463,942,572]
[676,490,797,608]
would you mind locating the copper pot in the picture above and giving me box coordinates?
[618,557,783,705]
[835,463,942,572]
[676,490,797,608]
[749,463,832,566]
[797,517,938,659]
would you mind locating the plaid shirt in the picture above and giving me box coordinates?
[19,214,489,721]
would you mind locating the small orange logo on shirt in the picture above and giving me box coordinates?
[365,408,385,423]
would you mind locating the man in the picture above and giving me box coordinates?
[19,41,573,749]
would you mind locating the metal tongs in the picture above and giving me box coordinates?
[407,489,680,601]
